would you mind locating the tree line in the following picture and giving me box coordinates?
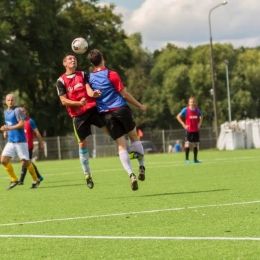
[0,0,259,136]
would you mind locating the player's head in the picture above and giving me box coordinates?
[188,97,196,107]
[5,94,15,109]
[63,52,77,70]
[87,49,103,67]
[19,105,28,117]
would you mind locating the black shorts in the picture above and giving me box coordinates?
[185,131,200,143]
[73,107,105,142]
[101,105,136,140]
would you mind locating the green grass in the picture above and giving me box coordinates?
[0,149,260,259]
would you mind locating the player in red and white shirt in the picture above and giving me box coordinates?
[56,53,107,189]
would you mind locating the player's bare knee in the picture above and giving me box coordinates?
[22,160,30,168]
[129,135,139,142]
[1,158,9,165]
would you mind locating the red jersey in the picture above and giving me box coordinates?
[60,72,96,117]
[186,107,199,132]
[24,117,34,149]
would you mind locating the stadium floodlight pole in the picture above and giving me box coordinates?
[224,60,231,123]
[208,0,228,141]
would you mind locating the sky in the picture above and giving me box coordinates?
[100,0,260,51]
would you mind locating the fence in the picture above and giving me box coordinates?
[0,127,217,161]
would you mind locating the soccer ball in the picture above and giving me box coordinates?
[71,37,88,54]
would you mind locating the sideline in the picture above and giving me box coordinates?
[0,234,260,241]
[0,200,259,227]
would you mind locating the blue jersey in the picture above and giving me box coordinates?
[4,106,27,142]
[89,69,126,113]
[180,107,202,116]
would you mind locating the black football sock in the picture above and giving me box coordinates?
[194,147,198,160]
[185,147,190,160]
[19,166,27,182]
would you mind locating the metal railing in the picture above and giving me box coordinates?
[0,127,217,161]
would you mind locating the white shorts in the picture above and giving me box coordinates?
[2,142,29,160]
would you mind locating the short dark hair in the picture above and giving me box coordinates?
[63,52,76,61]
[87,49,103,66]
[19,104,27,110]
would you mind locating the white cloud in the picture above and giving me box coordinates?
[113,0,260,50]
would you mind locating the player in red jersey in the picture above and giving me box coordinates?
[56,53,110,189]
[18,105,44,184]
[176,97,203,164]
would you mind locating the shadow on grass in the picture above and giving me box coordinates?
[43,180,76,184]
[38,183,85,189]
[106,189,230,199]
[140,189,230,197]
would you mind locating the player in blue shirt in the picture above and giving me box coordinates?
[0,94,40,190]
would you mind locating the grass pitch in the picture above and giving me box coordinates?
[0,149,260,259]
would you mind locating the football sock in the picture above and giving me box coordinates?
[131,141,145,166]
[27,162,39,182]
[32,162,41,178]
[20,165,27,182]
[4,162,18,182]
[79,148,91,176]
[185,147,190,160]
[194,147,198,160]
[119,150,133,175]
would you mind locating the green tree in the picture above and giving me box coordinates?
[124,33,153,127]
[232,48,260,119]
[144,44,190,129]
[0,0,133,136]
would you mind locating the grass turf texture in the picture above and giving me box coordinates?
[0,149,260,259]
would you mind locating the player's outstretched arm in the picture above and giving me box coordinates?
[119,89,146,111]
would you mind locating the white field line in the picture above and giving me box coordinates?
[0,234,259,241]
[0,200,259,227]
